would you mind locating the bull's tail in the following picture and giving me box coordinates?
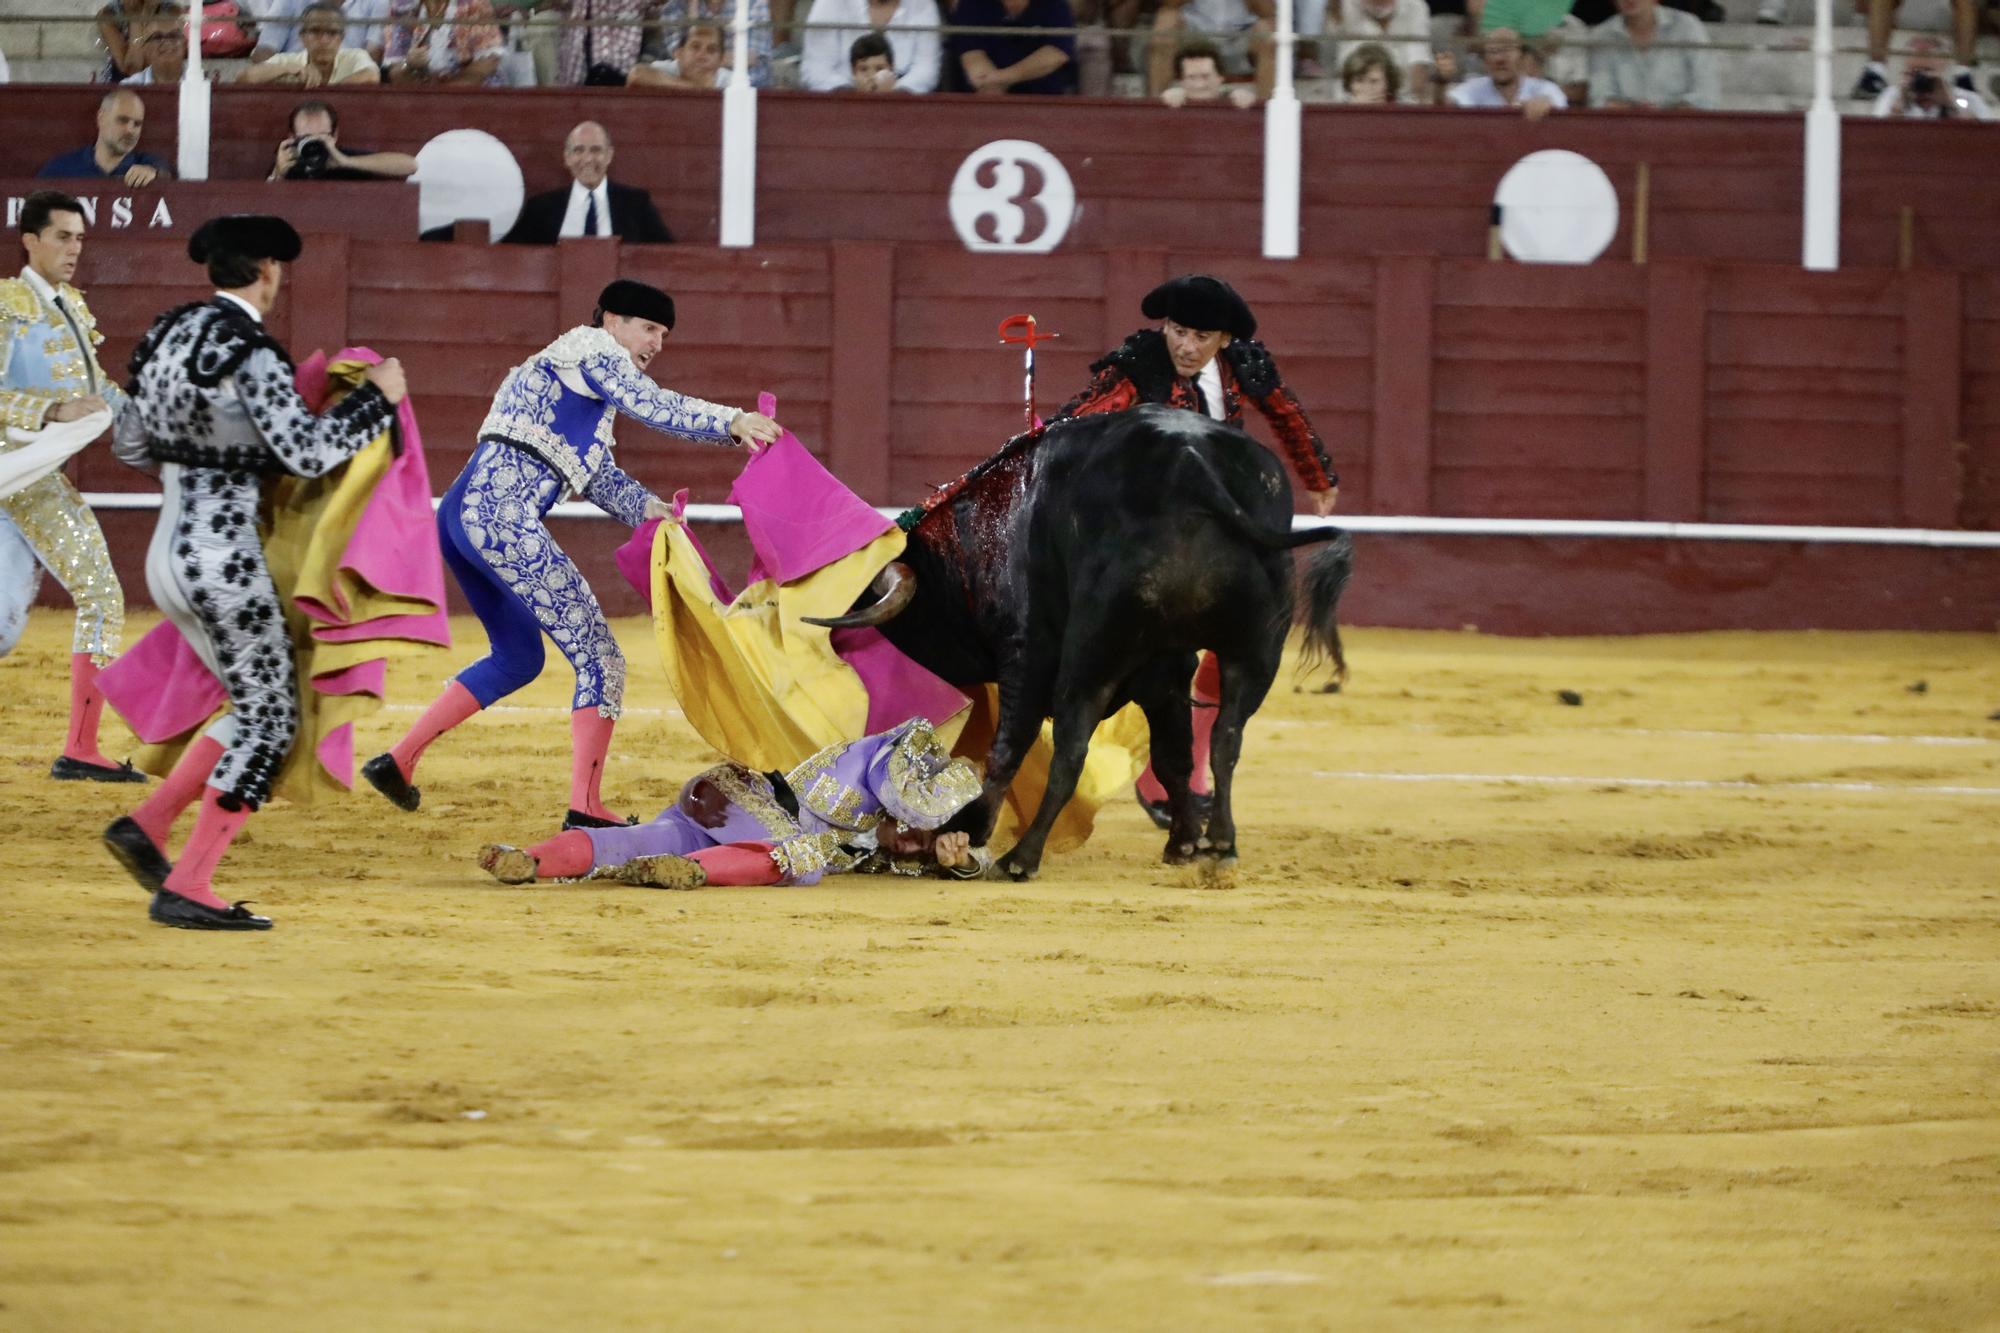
[1182,450,1345,553]
[1297,534,1354,683]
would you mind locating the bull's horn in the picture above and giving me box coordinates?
[801,561,917,629]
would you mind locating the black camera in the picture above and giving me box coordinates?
[291,135,332,179]
[1907,69,1940,96]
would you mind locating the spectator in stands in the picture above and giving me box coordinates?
[1448,26,1562,114]
[1852,0,1983,102]
[1162,37,1259,103]
[1326,0,1429,101]
[552,0,652,85]
[628,18,735,86]
[849,31,898,88]
[268,100,419,179]
[124,13,199,85]
[1338,39,1399,101]
[1870,34,1993,116]
[37,89,173,186]
[800,0,943,92]
[1588,0,1715,110]
[656,0,772,85]
[96,0,174,82]
[382,0,507,83]
[503,121,674,243]
[241,3,384,82]
[1149,0,1271,99]
[1526,16,1589,107]
[954,0,1080,94]
[251,0,318,59]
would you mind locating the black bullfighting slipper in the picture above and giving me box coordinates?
[361,752,420,811]
[561,809,639,831]
[148,891,273,932]
[1135,788,1213,831]
[610,854,708,891]
[104,816,173,894]
[52,755,149,783]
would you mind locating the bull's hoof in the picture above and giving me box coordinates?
[1163,840,1199,865]
[1198,842,1238,865]
[1003,860,1040,882]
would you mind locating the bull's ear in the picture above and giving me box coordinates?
[801,562,916,630]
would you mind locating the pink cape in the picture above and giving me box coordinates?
[616,393,966,735]
[100,348,452,788]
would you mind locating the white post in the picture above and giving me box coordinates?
[1802,0,1840,270]
[718,0,757,246]
[178,3,210,180]
[1261,0,1301,259]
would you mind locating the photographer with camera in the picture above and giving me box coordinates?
[269,101,420,182]
[1871,37,1993,118]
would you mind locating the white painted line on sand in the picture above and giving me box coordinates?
[1310,770,2000,798]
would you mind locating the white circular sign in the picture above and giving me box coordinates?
[413,129,526,242]
[1494,149,1619,265]
[949,139,1076,255]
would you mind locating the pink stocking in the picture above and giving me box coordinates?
[1188,651,1221,798]
[569,707,622,822]
[129,734,224,852]
[161,787,251,911]
[63,653,113,765]
[688,842,783,886]
[523,830,594,880]
[389,679,481,780]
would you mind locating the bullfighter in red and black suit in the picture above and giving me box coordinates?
[1055,273,1339,828]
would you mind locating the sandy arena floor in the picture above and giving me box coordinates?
[1,611,1996,1330]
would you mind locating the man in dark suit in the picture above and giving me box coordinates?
[501,120,674,245]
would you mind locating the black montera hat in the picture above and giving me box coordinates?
[187,214,303,264]
[1140,273,1256,340]
[597,279,676,330]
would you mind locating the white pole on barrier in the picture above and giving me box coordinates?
[718,0,757,247]
[178,4,210,181]
[1802,0,1840,270]
[1261,0,1301,259]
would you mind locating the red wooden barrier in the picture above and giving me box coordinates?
[7,87,2000,266]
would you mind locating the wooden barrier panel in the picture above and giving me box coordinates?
[7,88,2000,265]
[2,177,417,240]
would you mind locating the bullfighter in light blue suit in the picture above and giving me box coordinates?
[365,279,783,830]
[0,187,141,782]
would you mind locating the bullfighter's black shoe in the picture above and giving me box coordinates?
[148,891,273,931]
[1136,788,1213,830]
[562,809,639,831]
[478,844,539,885]
[104,816,173,894]
[361,752,420,811]
[611,854,708,891]
[52,755,148,783]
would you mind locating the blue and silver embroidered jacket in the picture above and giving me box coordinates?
[476,325,739,524]
[0,271,126,433]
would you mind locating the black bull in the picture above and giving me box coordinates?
[809,405,1353,879]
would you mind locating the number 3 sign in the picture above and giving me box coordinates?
[948,140,1076,255]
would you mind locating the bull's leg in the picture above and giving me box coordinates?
[969,651,1057,848]
[1130,657,1203,865]
[1000,677,1121,882]
[1202,647,1280,863]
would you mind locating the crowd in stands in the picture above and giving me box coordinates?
[6,0,1993,114]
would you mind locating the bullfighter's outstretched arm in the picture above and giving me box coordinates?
[1224,341,1337,495]
[575,345,738,446]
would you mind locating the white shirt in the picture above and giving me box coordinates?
[215,291,265,324]
[20,266,61,311]
[1449,74,1567,108]
[559,179,614,239]
[0,48,13,83]
[1195,359,1225,423]
[1870,83,1993,119]
[643,58,732,87]
[798,0,942,93]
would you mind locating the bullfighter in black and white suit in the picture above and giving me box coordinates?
[103,214,408,931]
